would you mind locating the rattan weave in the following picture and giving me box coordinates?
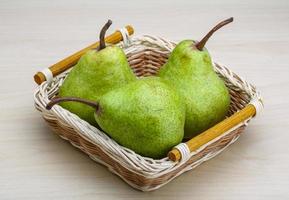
[34,34,263,191]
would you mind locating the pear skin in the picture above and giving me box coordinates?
[159,18,233,138]
[95,77,185,159]
[159,40,230,138]
[59,20,136,125]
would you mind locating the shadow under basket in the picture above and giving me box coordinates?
[34,35,263,191]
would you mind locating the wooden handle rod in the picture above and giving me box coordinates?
[34,25,134,84]
[168,104,257,162]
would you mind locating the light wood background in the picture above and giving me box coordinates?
[1,0,288,199]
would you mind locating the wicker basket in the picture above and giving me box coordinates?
[34,32,263,191]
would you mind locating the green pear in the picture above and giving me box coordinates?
[47,77,185,159]
[59,20,136,125]
[158,18,233,139]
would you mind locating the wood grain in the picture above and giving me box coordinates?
[0,0,289,199]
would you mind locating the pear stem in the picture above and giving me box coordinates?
[46,97,99,110]
[195,17,234,50]
[98,19,113,50]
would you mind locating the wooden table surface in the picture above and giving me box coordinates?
[1,0,288,199]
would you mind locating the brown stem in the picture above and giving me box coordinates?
[46,97,99,110]
[98,19,112,50]
[196,17,234,50]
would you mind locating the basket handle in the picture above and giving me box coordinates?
[33,25,134,85]
[168,101,263,162]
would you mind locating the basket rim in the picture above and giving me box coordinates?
[34,34,263,188]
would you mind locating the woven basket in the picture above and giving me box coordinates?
[34,33,263,191]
